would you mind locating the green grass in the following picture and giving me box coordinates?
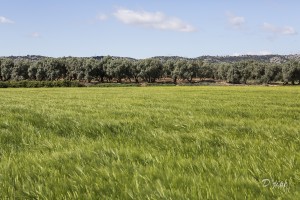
[0,86,299,199]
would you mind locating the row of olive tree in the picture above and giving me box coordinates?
[0,56,300,84]
[215,60,300,84]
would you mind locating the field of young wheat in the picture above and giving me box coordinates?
[0,86,299,199]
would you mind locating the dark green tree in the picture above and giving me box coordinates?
[12,60,30,81]
[227,64,242,84]
[107,59,132,83]
[216,63,230,80]
[139,58,163,83]
[250,61,265,82]
[131,61,140,83]
[0,59,14,81]
[198,64,214,80]
[238,61,252,84]
[45,58,67,81]
[83,59,100,83]
[163,60,176,79]
[263,64,282,83]
[65,57,84,81]
[282,61,300,84]
[36,62,47,81]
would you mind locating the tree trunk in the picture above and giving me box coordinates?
[135,77,139,83]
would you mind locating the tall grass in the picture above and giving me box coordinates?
[0,86,299,199]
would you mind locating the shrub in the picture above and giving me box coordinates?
[0,80,85,88]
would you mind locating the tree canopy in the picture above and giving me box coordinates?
[0,56,299,85]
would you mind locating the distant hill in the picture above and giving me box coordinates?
[0,55,47,61]
[1,54,300,63]
[152,54,300,63]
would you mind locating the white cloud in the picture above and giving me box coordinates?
[263,22,297,35]
[96,14,108,21]
[226,12,245,29]
[0,16,14,24]
[113,8,196,32]
[30,32,41,38]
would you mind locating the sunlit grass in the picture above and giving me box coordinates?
[0,86,299,199]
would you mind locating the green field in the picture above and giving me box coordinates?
[0,86,299,199]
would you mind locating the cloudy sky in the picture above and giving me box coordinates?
[0,0,299,58]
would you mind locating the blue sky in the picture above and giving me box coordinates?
[0,0,299,58]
